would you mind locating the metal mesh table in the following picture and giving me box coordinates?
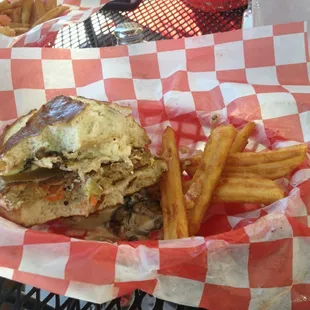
[52,0,246,48]
[1,1,246,309]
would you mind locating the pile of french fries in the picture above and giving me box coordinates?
[0,0,69,37]
[159,122,308,239]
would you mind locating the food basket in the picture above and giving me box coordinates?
[0,19,310,309]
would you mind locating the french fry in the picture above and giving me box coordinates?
[0,0,21,13]
[224,153,306,180]
[32,5,69,27]
[45,0,57,12]
[8,0,23,9]
[21,0,33,24]
[182,180,192,194]
[212,177,284,205]
[160,127,189,239]
[11,7,21,23]
[1,9,13,16]
[34,0,45,20]
[29,1,37,26]
[227,144,307,167]
[180,124,306,237]
[221,172,265,179]
[183,144,308,177]
[14,27,29,35]
[0,25,15,36]
[182,172,264,196]
[8,22,30,29]
[0,0,10,12]
[0,14,11,25]
[230,122,256,153]
[160,182,176,239]
[186,125,237,236]
[0,2,71,40]
[182,122,255,175]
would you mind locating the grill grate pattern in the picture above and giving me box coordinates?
[53,0,245,48]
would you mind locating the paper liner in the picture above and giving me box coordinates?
[0,21,310,308]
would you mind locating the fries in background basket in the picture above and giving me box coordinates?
[11,6,21,22]
[32,5,69,27]
[0,0,22,11]
[45,0,56,12]
[9,22,30,28]
[34,0,45,19]
[0,24,15,36]
[160,127,189,240]
[0,13,11,25]
[0,0,9,11]
[0,0,70,37]
[14,26,28,34]
[29,0,36,24]
[21,0,32,24]
[185,125,237,236]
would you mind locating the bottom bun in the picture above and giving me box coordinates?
[0,195,96,227]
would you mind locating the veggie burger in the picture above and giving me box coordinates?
[0,95,166,227]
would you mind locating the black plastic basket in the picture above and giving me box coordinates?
[0,278,204,310]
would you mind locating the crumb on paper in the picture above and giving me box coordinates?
[210,113,220,126]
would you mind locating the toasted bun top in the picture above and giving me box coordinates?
[0,96,150,176]
[0,96,85,155]
[0,110,37,152]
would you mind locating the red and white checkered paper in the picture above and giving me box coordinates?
[1,21,310,309]
[0,0,109,48]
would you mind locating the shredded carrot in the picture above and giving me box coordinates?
[40,184,50,191]
[48,185,62,194]
[90,196,98,207]
[44,186,65,202]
